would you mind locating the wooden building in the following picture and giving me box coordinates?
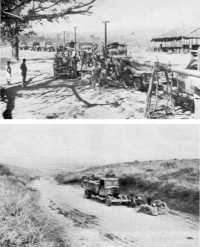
[151,27,200,53]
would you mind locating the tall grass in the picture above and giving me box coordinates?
[0,165,69,247]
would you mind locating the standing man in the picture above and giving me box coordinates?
[20,59,27,87]
[6,61,12,85]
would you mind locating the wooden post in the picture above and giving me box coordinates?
[164,68,174,111]
[198,48,200,71]
[56,33,59,52]
[145,62,157,118]
[102,21,110,56]
[194,94,200,119]
[164,71,170,104]
[154,72,159,111]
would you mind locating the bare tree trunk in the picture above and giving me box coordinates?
[15,36,19,60]
[12,37,19,60]
[12,22,20,60]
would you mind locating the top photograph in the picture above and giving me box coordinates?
[0,0,200,119]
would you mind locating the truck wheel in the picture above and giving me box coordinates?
[134,77,143,91]
[105,196,112,206]
[84,190,91,199]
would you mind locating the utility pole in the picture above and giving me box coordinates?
[102,21,110,56]
[56,33,59,52]
[74,26,77,44]
[74,26,77,54]
[63,31,66,46]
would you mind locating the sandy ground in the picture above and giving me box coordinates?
[32,178,199,247]
[0,51,194,119]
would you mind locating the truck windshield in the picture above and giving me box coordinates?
[105,180,119,187]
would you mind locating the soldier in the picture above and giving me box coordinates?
[91,61,101,88]
[147,196,153,205]
[6,61,12,85]
[20,59,27,87]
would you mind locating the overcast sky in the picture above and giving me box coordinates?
[0,124,198,169]
[33,0,200,35]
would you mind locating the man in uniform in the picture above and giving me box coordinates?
[20,59,27,87]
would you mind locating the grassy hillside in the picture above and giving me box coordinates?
[55,159,199,216]
[0,163,69,247]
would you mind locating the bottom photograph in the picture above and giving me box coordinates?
[0,124,199,247]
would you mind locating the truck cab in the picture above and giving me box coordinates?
[82,175,131,206]
[98,178,120,197]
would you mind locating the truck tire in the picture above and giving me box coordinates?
[105,196,112,206]
[134,77,143,91]
[84,190,91,199]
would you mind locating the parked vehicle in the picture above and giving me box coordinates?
[32,42,41,51]
[120,59,152,90]
[107,42,128,57]
[128,68,152,90]
[82,175,131,206]
[19,43,31,50]
[53,49,79,79]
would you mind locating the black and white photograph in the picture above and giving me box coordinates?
[1,0,200,119]
[0,1,199,247]
[0,124,199,246]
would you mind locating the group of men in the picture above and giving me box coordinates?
[89,55,133,88]
[6,59,27,87]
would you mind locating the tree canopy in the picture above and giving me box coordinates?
[1,0,96,39]
[1,0,96,59]
[2,0,96,23]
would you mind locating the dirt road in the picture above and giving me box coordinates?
[32,178,198,247]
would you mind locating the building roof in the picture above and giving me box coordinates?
[151,27,200,42]
[107,42,127,48]
[79,42,94,47]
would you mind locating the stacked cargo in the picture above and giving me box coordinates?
[53,52,77,79]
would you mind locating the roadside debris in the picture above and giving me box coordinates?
[138,200,169,216]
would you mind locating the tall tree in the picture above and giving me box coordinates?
[1,0,96,59]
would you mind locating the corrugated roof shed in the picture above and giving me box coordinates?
[151,27,200,42]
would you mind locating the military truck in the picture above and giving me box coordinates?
[81,175,131,206]
[53,50,79,79]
